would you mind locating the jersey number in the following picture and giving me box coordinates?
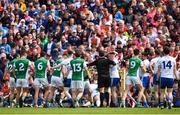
[37,62,43,70]
[162,61,172,69]
[8,64,13,72]
[19,63,25,71]
[73,64,82,72]
[130,61,136,69]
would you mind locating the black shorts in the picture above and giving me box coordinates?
[98,77,111,88]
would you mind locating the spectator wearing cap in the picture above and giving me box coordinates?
[68,29,81,47]
[112,4,123,23]
[43,34,56,55]
[0,37,11,54]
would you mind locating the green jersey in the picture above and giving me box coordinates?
[14,58,30,79]
[127,57,143,77]
[52,59,63,77]
[7,59,16,78]
[70,57,86,81]
[34,57,49,78]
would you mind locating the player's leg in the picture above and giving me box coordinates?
[121,77,131,108]
[166,78,174,109]
[135,77,145,107]
[104,77,111,107]
[10,77,15,107]
[153,74,159,107]
[15,79,22,108]
[21,79,29,104]
[33,79,40,107]
[159,77,166,109]
[111,78,120,107]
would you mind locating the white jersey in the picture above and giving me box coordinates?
[150,56,161,74]
[61,57,73,79]
[110,59,120,78]
[158,55,176,79]
[142,59,150,77]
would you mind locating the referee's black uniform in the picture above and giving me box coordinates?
[88,50,116,107]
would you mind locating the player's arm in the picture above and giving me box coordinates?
[157,64,161,82]
[3,64,9,80]
[141,61,146,73]
[149,60,154,74]
[47,60,51,72]
[61,65,67,78]
[173,61,179,80]
[87,60,97,66]
[51,63,62,69]
[84,63,91,79]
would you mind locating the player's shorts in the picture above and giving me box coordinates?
[84,80,91,89]
[126,76,141,85]
[71,80,84,91]
[111,78,120,87]
[34,78,49,88]
[98,77,111,88]
[142,76,150,89]
[160,77,174,89]
[63,78,71,87]
[153,74,159,85]
[92,90,100,98]
[51,76,64,88]
[16,79,29,88]
[10,77,16,88]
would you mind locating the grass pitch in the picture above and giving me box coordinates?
[0,108,180,114]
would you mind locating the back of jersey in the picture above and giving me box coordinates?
[34,58,48,78]
[128,57,142,77]
[15,58,30,79]
[159,55,176,78]
[70,57,85,81]
[8,59,16,78]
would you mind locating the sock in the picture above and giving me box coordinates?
[100,93,104,107]
[121,99,125,106]
[167,96,173,103]
[96,100,100,107]
[104,92,109,106]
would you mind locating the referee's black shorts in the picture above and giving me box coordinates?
[98,77,111,88]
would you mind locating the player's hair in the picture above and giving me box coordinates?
[155,49,161,55]
[40,51,46,57]
[163,46,170,55]
[99,50,105,57]
[74,50,81,57]
[21,52,27,57]
[134,49,139,56]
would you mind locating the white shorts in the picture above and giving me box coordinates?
[16,79,29,88]
[126,76,141,85]
[71,80,84,91]
[51,76,64,88]
[84,80,91,89]
[34,78,49,88]
[10,77,16,88]
[92,90,100,98]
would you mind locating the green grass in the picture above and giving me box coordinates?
[0,108,180,114]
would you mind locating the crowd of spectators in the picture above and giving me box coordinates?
[0,0,179,107]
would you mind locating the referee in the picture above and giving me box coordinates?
[88,50,116,107]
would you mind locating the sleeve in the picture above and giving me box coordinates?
[87,60,97,66]
[108,59,116,65]
[140,60,144,67]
